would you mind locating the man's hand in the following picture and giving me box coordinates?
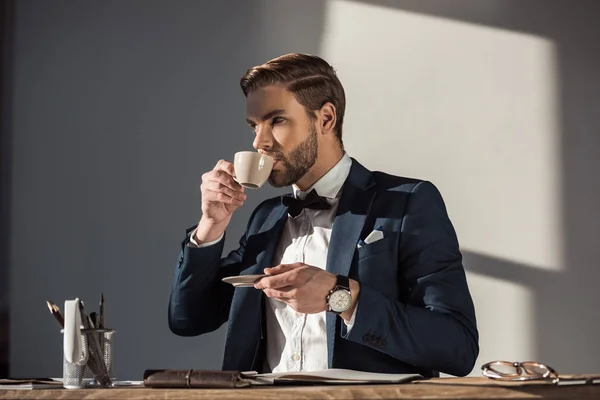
[254,263,360,321]
[195,159,247,244]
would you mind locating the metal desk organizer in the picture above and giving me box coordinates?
[62,298,114,389]
[62,328,115,389]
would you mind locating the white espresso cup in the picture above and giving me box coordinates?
[233,151,274,189]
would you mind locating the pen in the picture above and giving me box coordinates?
[99,293,104,329]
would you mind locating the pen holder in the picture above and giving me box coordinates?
[62,328,115,389]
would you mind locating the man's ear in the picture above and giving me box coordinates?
[318,102,337,135]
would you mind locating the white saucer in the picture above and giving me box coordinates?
[222,274,267,287]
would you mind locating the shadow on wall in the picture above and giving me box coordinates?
[351,0,600,373]
[0,0,14,378]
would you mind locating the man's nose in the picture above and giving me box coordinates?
[253,125,273,151]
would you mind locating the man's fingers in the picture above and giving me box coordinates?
[263,287,297,300]
[256,263,303,289]
[214,159,235,176]
[264,263,301,275]
[203,169,244,192]
[214,159,243,190]
[256,270,298,289]
[203,189,244,206]
[202,181,247,201]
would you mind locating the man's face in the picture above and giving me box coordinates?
[246,85,318,188]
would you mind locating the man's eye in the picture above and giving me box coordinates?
[272,117,285,125]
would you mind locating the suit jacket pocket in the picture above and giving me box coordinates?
[357,232,398,260]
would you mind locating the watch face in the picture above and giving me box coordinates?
[329,290,352,313]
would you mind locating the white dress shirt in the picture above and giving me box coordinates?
[190,153,356,373]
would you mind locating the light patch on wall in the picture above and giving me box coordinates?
[321,0,563,273]
[466,272,535,370]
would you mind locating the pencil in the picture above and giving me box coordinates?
[46,300,64,329]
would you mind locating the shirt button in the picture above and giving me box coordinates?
[292,353,301,361]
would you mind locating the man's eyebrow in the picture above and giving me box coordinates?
[246,109,285,125]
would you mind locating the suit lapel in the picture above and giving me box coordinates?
[259,200,289,235]
[326,159,376,367]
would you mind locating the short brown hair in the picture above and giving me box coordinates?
[240,53,346,144]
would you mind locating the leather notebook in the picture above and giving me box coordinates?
[143,369,251,388]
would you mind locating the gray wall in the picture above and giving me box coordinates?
[0,0,14,379]
[8,0,324,379]
[7,0,600,379]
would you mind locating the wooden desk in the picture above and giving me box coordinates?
[1,378,599,399]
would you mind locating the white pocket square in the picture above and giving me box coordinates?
[357,226,384,249]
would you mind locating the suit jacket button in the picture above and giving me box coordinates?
[362,334,371,343]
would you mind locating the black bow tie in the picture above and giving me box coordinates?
[281,189,331,218]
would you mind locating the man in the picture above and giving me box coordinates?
[169,53,479,377]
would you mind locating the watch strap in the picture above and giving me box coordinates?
[333,274,350,292]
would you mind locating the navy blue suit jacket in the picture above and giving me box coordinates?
[169,158,479,377]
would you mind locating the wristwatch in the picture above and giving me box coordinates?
[326,274,352,314]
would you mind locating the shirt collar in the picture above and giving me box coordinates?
[293,153,352,200]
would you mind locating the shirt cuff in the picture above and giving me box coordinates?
[343,301,359,332]
[188,229,224,248]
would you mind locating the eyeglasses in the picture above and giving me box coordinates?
[481,361,559,384]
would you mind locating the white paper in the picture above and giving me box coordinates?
[250,368,421,384]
